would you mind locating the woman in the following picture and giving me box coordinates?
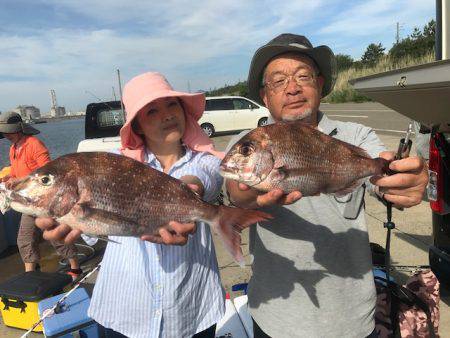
[0,111,81,278]
[37,72,225,338]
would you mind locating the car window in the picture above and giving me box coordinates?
[233,99,253,110]
[205,99,234,111]
[97,108,125,128]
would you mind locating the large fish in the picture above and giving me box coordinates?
[2,152,271,265]
[220,120,390,196]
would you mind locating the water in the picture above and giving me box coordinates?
[0,118,85,168]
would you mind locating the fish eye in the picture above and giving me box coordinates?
[239,142,254,156]
[40,175,53,186]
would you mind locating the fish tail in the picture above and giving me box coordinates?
[211,206,272,267]
[374,157,392,175]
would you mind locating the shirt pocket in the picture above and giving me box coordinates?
[334,184,366,220]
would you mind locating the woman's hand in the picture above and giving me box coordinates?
[141,178,202,245]
[141,221,197,245]
[35,217,82,244]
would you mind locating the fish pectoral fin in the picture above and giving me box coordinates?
[268,167,287,184]
[95,236,121,244]
[273,158,285,169]
[73,203,139,227]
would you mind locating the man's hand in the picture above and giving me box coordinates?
[370,151,428,208]
[226,179,302,209]
[35,217,82,244]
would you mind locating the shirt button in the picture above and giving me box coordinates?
[155,310,161,316]
[155,284,162,290]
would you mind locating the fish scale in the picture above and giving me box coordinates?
[220,120,390,196]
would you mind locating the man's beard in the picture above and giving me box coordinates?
[281,108,313,122]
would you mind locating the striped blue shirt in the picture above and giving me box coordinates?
[88,147,225,338]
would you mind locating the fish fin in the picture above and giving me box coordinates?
[333,178,365,197]
[273,158,285,169]
[76,203,138,226]
[211,206,272,267]
[270,167,287,184]
[95,236,121,244]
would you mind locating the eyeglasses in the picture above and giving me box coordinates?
[264,72,317,93]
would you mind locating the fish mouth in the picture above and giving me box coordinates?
[219,169,262,187]
[219,169,240,181]
[10,191,34,205]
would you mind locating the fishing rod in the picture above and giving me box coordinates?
[383,121,413,284]
[20,264,101,338]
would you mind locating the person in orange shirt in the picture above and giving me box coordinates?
[0,112,81,278]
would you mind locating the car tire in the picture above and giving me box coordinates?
[201,123,215,137]
[258,117,268,127]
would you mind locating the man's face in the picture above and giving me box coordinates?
[3,132,22,143]
[260,53,324,124]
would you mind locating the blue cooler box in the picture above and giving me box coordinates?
[38,288,102,338]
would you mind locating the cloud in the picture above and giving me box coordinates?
[0,0,435,112]
[318,0,434,57]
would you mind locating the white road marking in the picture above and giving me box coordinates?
[328,114,368,118]
[322,109,392,112]
[373,128,416,134]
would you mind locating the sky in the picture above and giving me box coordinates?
[0,0,435,113]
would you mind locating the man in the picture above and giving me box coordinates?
[0,111,82,279]
[225,34,428,337]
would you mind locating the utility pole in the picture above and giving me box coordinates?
[117,69,125,118]
[112,86,117,101]
[395,22,403,44]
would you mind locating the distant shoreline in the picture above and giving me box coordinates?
[35,115,84,123]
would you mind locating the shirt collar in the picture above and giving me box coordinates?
[268,111,338,136]
[317,111,338,136]
[145,144,193,171]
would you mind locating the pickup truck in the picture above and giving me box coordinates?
[351,58,450,287]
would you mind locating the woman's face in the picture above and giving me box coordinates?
[134,97,186,145]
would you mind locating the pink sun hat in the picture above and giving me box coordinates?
[120,72,224,162]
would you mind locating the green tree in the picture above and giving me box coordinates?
[389,19,435,61]
[361,43,385,66]
[335,54,354,71]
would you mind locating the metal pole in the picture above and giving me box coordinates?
[112,86,117,101]
[117,69,125,118]
[436,0,442,60]
[443,0,450,60]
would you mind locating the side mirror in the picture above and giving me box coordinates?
[248,104,253,110]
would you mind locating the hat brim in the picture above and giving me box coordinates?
[120,89,205,150]
[0,122,40,139]
[127,89,205,122]
[248,44,337,105]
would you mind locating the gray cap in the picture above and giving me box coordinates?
[248,33,337,105]
[0,111,40,139]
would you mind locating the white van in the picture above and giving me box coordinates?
[199,96,269,137]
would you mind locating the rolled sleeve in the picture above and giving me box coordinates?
[355,125,386,196]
